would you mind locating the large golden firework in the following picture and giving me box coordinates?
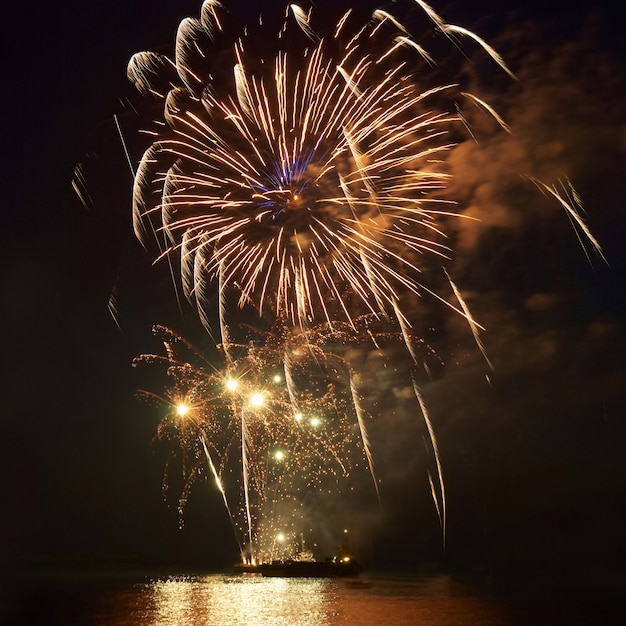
[128,1,515,334]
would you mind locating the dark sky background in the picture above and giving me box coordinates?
[3,0,625,590]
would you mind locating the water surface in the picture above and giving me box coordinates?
[4,569,623,625]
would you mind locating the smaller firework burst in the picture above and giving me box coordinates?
[134,324,383,562]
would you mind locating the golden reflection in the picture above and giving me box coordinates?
[145,575,334,626]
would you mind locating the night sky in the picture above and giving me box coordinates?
[4,0,625,590]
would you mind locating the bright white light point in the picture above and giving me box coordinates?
[277,533,285,542]
[225,378,238,391]
[294,413,303,421]
[176,404,189,417]
[250,392,265,407]
[274,450,285,461]
[273,374,281,383]
[310,417,320,427]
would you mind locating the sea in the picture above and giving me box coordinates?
[3,569,624,625]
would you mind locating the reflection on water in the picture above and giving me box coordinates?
[7,571,624,625]
[146,576,337,626]
[91,574,512,626]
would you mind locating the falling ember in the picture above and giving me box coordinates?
[249,392,265,408]
[176,403,190,417]
[225,378,239,391]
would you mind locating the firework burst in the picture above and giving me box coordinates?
[124,0,520,560]
[128,1,516,335]
[125,1,603,563]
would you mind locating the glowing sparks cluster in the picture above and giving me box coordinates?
[128,1,501,330]
[134,324,372,561]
